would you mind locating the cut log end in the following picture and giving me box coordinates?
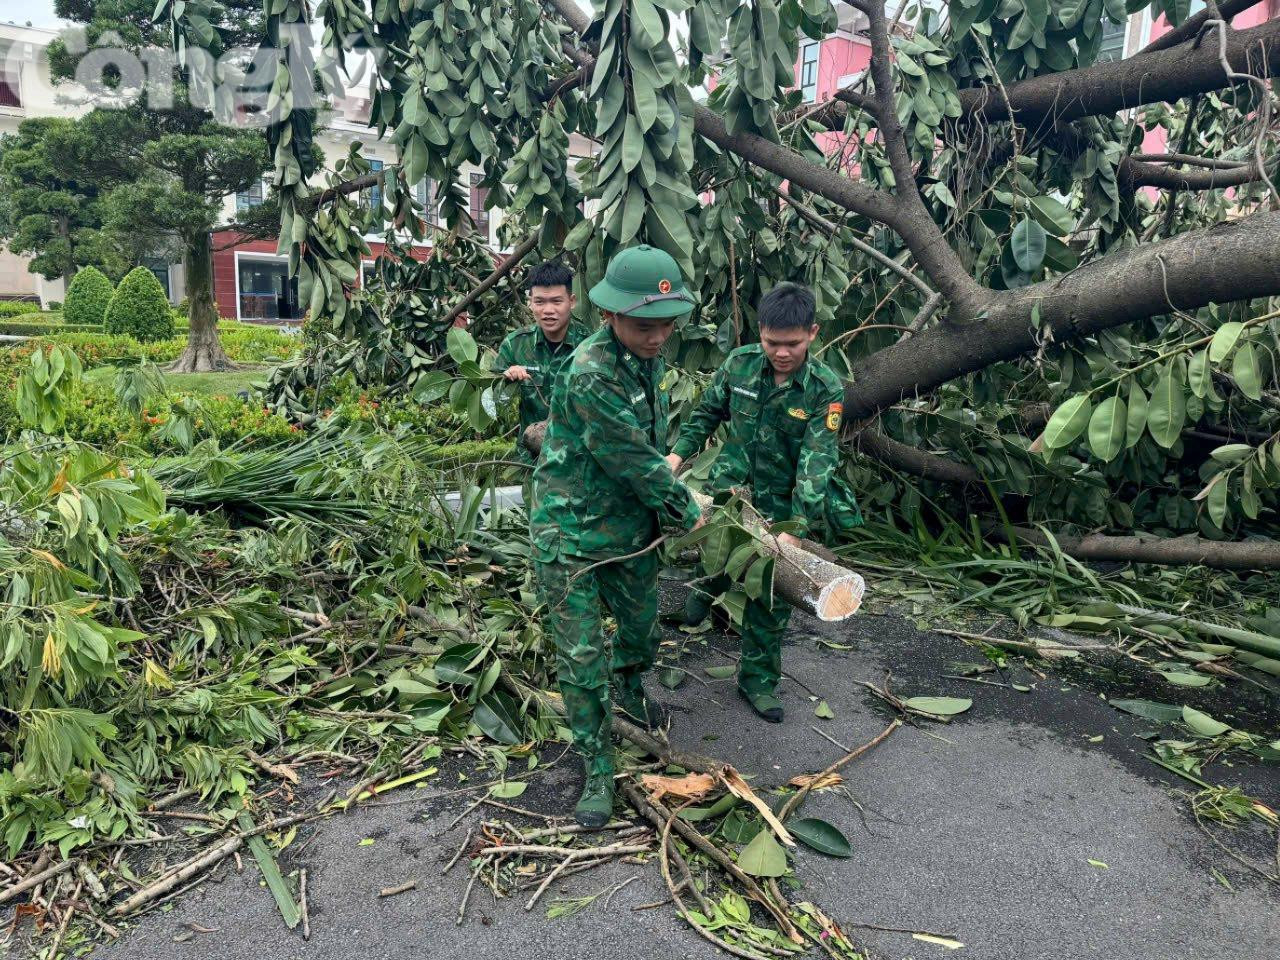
[813,574,866,622]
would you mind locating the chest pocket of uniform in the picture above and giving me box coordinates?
[729,387,761,432]
[777,408,811,439]
[629,390,655,441]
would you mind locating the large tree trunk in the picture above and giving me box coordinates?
[520,421,865,621]
[170,232,235,373]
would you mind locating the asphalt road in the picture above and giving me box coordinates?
[94,591,1279,960]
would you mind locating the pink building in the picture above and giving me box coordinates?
[789,0,1280,160]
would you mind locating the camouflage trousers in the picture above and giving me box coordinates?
[691,571,791,695]
[535,551,661,776]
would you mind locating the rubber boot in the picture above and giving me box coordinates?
[738,686,784,723]
[574,756,615,829]
[613,670,667,731]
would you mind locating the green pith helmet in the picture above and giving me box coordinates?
[588,245,697,319]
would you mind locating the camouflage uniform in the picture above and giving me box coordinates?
[532,325,702,781]
[671,343,854,695]
[491,321,592,462]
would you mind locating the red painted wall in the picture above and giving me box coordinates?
[210,231,432,321]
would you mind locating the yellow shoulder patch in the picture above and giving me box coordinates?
[825,402,843,431]
[787,407,809,420]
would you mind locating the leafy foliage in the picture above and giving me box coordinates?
[63,267,116,328]
[104,268,178,343]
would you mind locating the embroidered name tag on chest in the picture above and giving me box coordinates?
[630,392,647,405]
[731,386,759,400]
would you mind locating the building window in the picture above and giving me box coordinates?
[237,257,302,321]
[1097,17,1128,62]
[469,173,490,242]
[236,179,265,211]
[0,46,19,109]
[144,258,171,299]
[799,42,820,103]
[365,159,385,213]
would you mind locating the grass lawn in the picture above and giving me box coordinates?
[85,365,272,397]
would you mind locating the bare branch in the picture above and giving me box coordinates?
[1130,152,1249,169]
[1140,0,1263,53]
[852,429,981,485]
[440,233,540,328]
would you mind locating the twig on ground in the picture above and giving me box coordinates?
[443,828,475,875]
[300,868,311,941]
[379,880,418,898]
[780,719,901,822]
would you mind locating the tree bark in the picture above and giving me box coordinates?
[519,421,865,621]
[842,209,1280,419]
[170,232,234,373]
[853,429,981,485]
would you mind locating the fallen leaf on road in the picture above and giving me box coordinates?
[913,933,965,950]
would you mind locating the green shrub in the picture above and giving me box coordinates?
[0,301,42,318]
[64,267,116,327]
[0,321,99,336]
[104,268,175,342]
[46,301,62,311]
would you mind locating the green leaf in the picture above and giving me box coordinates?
[1087,395,1126,462]
[1109,699,1183,723]
[1157,667,1213,687]
[1210,444,1254,464]
[474,693,524,745]
[704,665,737,679]
[1232,341,1262,400]
[1146,363,1186,448]
[1206,471,1229,528]
[1188,349,1212,399]
[489,781,528,799]
[1043,394,1092,450]
[1010,217,1047,273]
[1182,706,1230,737]
[238,813,300,929]
[435,643,483,686]
[1125,381,1148,448]
[719,810,760,843]
[789,817,852,858]
[630,0,665,49]
[736,827,788,877]
[1028,194,1074,234]
[1209,321,1244,363]
[679,793,740,822]
[659,667,686,690]
[814,700,835,719]
[904,696,973,716]
[447,326,478,364]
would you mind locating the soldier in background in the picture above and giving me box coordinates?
[492,262,591,462]
[530,246,704,828]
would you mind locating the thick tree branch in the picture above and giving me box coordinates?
[853,429,981,485]
[813,17,1280,137]
[843,209,1280,419]
[956,18,1280,129]
[998,524,1280,571]
[440,233,540,328]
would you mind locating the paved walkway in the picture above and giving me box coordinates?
[98,599,1279,960]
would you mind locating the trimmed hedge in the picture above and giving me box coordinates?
[104,268,175,342]
[64,267,115,327]
[0,301,41,319]
[0,321,101,336]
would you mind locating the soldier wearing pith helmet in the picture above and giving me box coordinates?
[530,245,705,828]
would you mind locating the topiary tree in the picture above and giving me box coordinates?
[104,267,176,343]
[62,265,115,328]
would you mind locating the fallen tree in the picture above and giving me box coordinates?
[151,0,1280,565]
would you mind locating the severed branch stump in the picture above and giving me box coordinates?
[521,421,865,622]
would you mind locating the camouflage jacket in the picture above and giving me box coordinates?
[530,326,702,562]
[671,344,844,538]
[492,321,593,441]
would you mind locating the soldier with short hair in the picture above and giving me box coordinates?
[531,245,705,828]
[492,261,591,460]
[666,282,861,724]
